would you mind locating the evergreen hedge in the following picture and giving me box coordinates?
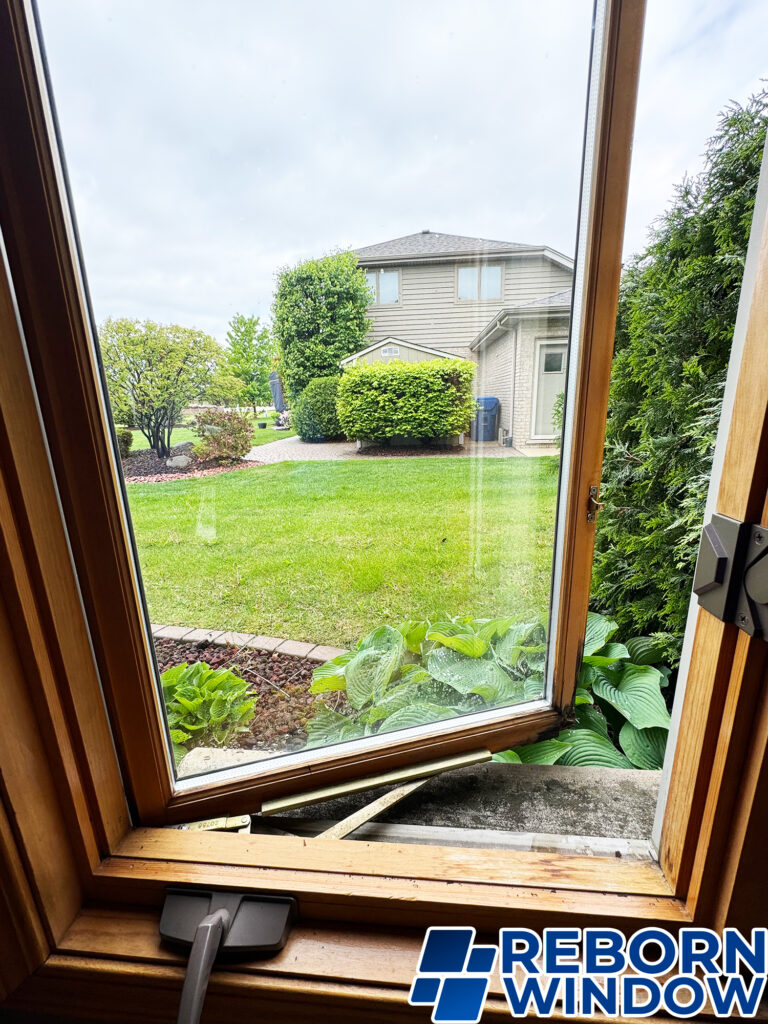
[336,358,475,442]
[591,92,768,665]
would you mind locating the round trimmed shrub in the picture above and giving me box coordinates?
[116,428,133,459]
[293,376,343,442]
[336,358,475,442]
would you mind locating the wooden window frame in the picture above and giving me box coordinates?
[2,0,768,1016]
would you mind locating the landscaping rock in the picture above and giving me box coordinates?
[166,454,192,469]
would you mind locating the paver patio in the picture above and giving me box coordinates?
[245,434,534,463]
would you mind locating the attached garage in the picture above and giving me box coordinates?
[470,290,571,450]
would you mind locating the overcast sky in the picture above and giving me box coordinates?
[37,0,768,343]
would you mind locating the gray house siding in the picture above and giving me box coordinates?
[362,257,571,353]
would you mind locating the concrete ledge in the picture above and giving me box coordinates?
[173,752,660,842]
[270,763,660,840]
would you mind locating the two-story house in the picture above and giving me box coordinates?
[343,230,573,449]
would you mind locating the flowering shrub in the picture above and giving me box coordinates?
[193,408,255,462]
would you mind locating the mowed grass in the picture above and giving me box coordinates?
[126,457,558,649]
[129,424,295,452]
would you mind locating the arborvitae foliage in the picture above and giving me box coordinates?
[591,92,768,665]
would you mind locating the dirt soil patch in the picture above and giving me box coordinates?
[123,442,261,483]
[154,636,345,753]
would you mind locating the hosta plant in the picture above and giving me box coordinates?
[161,661,258,765]
[493,612,671,769]
[306,617,547,748]
[306,613,671,769]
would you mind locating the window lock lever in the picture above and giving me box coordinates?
[160,888,297,1024]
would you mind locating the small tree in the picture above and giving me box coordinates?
[101,318,221,458]
[225,313,275,414]
[272,251,371,399]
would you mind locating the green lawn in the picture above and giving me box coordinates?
[126,457,558,648]
[128,424,295,452]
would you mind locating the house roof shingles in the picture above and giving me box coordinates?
[355,230,533,263]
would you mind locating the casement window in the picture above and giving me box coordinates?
[2,0,768,1018]
[0,0,652,822]
[365,268,399,304]
[457,264,503,301]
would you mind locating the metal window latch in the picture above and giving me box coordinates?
[693,513,768,638]
[587,485,604,523]
[160,889,296,1024]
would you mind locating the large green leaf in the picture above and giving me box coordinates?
[625,636,667,666]
[582,642,630,667]
[427,647,510,695]
[358,624,406,658]
[471,674,525,707]
[396,620,430,654]
[305,707,363,747]
[378,703,456,734]
[492,749,522,763]
[574,704,609,738]
[428,631,488,657]
[619,722,668,769]
[310,650,355,692]
[524,676,545,700]
[556,729,633,768]
[345,644,402,709]
[515,740,571,764]
[494,622,544,667]
[475,617,517,642]
[583,612,619,656]
[592,664,671,730]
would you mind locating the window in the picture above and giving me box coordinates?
[10,0,618,815]
[4,2,768,1016]
[457,264,502,300]
[365,269,399,304]
[543,350,564,374]
[381,344,400,358]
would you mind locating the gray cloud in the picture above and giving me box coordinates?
[37,0,767,342]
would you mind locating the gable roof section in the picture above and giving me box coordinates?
[470,290,572,352]
[355,231,573,270]
[340,337,468,366]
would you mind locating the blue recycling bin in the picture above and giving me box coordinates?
[470,397,501,441]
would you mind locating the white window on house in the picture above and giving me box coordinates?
[457,264,502,300]
[381,344,400,358]
[365,269,399,304]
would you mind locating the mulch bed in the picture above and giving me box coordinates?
[122,442,262,483]
[154,636,345,753]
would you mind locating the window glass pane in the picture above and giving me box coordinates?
[543,350,564,373]
[378,270,399,303]
[480,265,502,299]
[365,271,377,303]
[37,0,597,782]
[457,266,478,300]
